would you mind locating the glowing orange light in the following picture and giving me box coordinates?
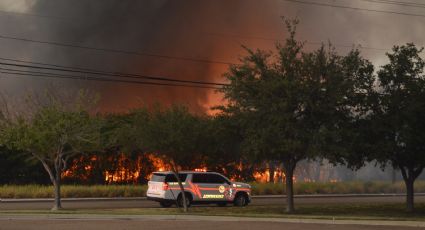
[194,168,207,172]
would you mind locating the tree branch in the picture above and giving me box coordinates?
[32,152,56,185]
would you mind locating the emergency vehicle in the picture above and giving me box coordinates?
[147,171,251,207]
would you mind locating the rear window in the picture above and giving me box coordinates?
[150,173,187,182]
[151,173,166,182]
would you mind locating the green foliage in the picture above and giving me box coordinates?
[372,44,425,174]
[368,43,425,211]
[138,105,207,169]
[0,147,49,184]
[219,18,375,212]
[220,19,374,169]
[203,114,248,178]
[0,91,102,209]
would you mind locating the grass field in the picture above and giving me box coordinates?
[251,180,425,195]
[0,185,147,198]
[1,181,425,199]
[2,203,425,222]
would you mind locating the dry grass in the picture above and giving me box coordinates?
[1,181,425,198]
[0,185,147,198]
[251,180,425,195]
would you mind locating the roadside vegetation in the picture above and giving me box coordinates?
[1,17,425,214]
[2,181,425,199]
[0,185,147,199]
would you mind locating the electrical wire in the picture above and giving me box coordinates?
[282,0,425,18]
[0,58,227,86]
[0,35,234,66]
[0,67,221,90]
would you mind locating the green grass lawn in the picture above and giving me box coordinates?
[2,203,425,221]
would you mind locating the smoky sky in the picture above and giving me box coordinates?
[0,0,424,113]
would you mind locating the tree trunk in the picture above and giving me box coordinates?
[34,154,63,211]
[269,162,275,184]
[52,157,63,211]
[52,179,62,211]
[171,164,187,212]
[283,160,296,213]
[405,178,414,212]
[400,166,421,213]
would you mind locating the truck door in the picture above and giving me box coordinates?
[192,173,229,201]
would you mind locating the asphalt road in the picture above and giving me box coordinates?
[0,217,421,230]
[2,194,425,210]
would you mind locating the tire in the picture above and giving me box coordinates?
[177,194,191,208]
[217,202,227,207]
[233,193,248,207]
[159,201,172,208]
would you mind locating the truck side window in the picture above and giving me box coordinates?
[192,173,209,183]
[209,174,227,184]
[165,174,187,182]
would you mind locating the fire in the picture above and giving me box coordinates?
[62,153,169,184]
[104,153,169,184]
[62,154,326,184]
[253,168,286,183]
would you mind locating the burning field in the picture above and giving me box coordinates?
[61,153,347,185]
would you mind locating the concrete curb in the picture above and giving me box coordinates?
[0,214,424,227]
[2,193,425,203]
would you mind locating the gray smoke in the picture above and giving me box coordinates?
[0,0,423,113]
[0,0,424,179]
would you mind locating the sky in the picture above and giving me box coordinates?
[0,0,424,114]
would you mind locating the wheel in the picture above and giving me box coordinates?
[217,202,227,207]
[233,193,248,207]
[177,194,191,208]
[159,201,172,208]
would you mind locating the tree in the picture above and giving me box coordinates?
[0,146,49,184]
[131,105,206,212]
[371,43,425,212]
[202,114,242,176]
[0,92,101,210]
[219,19,374,213]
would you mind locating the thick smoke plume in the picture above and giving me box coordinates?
[0,0,424,180]
[0,0,423,113]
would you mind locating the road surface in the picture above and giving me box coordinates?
[0,215,424,230]
[0,216,422,230]
[1,194,425,210]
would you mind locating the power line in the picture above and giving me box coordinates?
[0,34,234,66]
[0,67,221,90]
[359,0,425,8]
[205,32,387,51]
[0,57,228,86]
[282,0,425,18]
[0,9,70,21]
